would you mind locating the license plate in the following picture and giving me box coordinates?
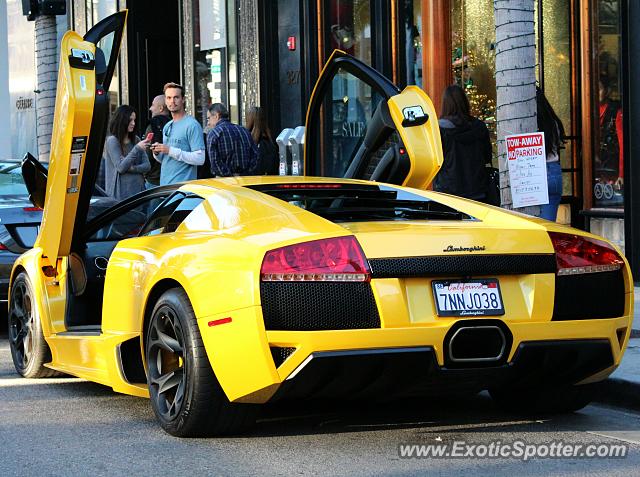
[432,279,505,317]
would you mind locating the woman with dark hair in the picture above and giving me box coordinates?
[536,87,566,221]
[103,105,151,200]
[433,85,493,202]
[246,106,278,175]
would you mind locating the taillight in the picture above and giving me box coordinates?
[0,243,7,250]
[549,231,624,276]
[261,236,371,282]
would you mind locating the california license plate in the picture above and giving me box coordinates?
[432,279,505,317]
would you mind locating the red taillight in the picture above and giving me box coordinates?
[23,207,42,212]
[0,243,7,250]
[549,231,624,276]
[261,236,371,282]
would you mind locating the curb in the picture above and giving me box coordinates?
[596,377,640,411]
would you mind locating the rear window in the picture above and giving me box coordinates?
[248,183,472,222]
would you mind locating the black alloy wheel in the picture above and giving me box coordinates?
[146,288,258,437]
[8,272,59,378]
[146,302,187,422]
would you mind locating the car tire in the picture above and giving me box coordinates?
[489,382,599,414]
[146,288,258,437]
[8,272,60,378]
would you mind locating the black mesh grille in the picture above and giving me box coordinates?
[270,347,296,367]
[552,269,625,320]
[369,254,556,278]
[260,282,381,331]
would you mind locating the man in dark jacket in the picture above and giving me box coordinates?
[433,85,494,203]
[434,117,493,201]
[143,95,171,188]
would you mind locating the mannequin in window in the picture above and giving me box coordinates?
[598,77,624,190]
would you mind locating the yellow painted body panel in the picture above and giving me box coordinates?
[387,85,443,189]
[36,32,96,263]
[11,175,635,404]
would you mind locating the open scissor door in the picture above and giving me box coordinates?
[36,11,127,265]
[304,50,443,189]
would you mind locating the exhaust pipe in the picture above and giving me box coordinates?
[447,325,507,364]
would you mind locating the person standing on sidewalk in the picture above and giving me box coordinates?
[151,83,205,185]
[206,103,257,177]
[103,105,151,200]
[433,85,493,203]
[143,94,171,189]
[536,87,566,222]
[246,106,278,175]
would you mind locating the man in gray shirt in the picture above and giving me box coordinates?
[151,83,205,185]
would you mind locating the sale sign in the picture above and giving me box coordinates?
[505,132,549,208]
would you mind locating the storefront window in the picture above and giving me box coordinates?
[450,0,496,145]
[326,1,372,66]
[193,0,238,129]
[594,0,623,208]
[326,68,377,177]
[400,0,422,87]
[535,0,574,197]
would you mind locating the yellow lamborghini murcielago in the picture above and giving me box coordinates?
[8,12,634,437]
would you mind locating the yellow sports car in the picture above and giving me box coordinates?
[8,12,634,437]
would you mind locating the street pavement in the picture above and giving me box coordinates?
[597,286,640,409]
[2,335,640,476]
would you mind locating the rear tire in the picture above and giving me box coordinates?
[145,288,258,437]
[489,382,599,414]
[8,272,60,378]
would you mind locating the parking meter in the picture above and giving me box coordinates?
[275,128,294,175]
[288,126,305,176]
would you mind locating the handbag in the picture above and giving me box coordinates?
[485,167,501,206]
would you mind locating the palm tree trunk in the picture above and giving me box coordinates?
[34,15,58,164]
[494,0,539,216]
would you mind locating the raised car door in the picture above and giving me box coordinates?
[304,50,443,189]
[36,11,127,268]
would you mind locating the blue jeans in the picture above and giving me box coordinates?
[540,161,562,221]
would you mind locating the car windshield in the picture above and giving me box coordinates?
[249,183,472,222]
[0,160,30,196]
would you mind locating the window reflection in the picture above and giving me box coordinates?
[193,0,238,128]
[594,0,623,208]
[326,69,376,177]
[327,1,371,65]
[450,0,496,149]
[401,0,422,87]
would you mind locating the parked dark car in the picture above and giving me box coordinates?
[0,157,116,310]
[0,160,43,305]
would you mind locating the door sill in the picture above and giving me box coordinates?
[59,325,102,336]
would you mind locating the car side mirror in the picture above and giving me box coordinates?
[21,152,48,209]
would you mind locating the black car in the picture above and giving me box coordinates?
[0,157,117,308]
[0,160,43,304]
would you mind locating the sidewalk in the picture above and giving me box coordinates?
[598,286,640,409]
